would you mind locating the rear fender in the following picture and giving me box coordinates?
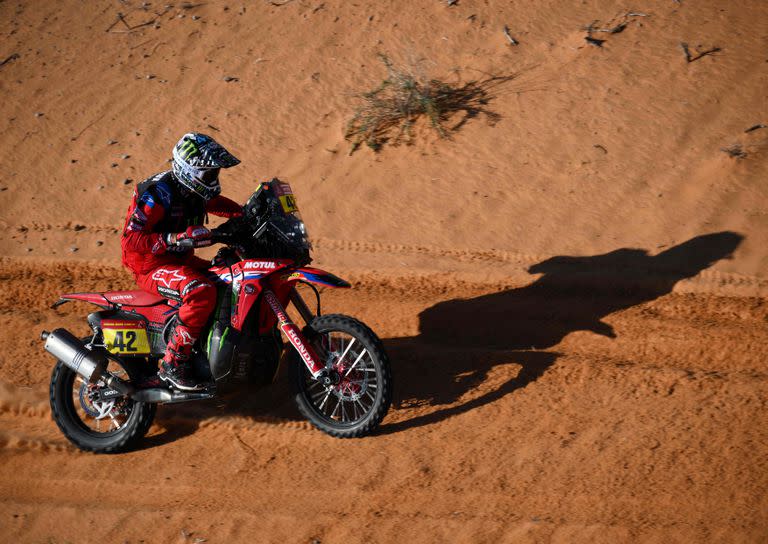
[51,293,112,310]
[281,267,351,288]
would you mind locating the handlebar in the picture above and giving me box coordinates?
[209,228,232,244]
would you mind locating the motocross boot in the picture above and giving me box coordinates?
[157,321,203,391]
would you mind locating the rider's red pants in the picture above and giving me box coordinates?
[135,256,217,337]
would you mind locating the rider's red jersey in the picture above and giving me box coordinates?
[121,171,242,275]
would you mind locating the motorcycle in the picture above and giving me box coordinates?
[41,179,393,453]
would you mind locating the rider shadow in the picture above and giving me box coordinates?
[378,231,743,434]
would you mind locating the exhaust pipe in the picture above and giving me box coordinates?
[41,329,133,395]
[131,388,216,404]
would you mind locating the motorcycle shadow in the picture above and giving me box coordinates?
[140,377,302,449]
[377,231,743,434]
[140,231,742,445]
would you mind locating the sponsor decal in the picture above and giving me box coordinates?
[181,279,211,297]
[263,290,318,372]
[188,227,208,238]
[139,192,155,208]
[179,139,199,159]
[151,238,165,255]
[155,183,172,207]
[108,294,135,301]
[273,182,299,213]
[151,268,187,288]
[273,181,293,197]
[243,260,277,270]
[264,291,289,323]
[127,207,148,232]
[282,272,302,281]
[284,325,316,370]
[102,320,144,328]
[157,286,182,301]
[174,327,194,346]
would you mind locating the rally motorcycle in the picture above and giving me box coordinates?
[41,179,392,453]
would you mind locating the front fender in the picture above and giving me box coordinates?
[283,267,351,288]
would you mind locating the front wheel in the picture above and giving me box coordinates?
[293,314,392,438]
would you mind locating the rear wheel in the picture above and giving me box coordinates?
[293,314,392,438]
[49,350,156,453]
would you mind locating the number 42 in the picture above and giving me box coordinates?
[112,331,137,352]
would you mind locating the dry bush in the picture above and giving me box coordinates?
[345,54,510,153]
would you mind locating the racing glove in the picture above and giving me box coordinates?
[165,226,212,250]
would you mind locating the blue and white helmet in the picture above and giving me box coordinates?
[171,133,240,200]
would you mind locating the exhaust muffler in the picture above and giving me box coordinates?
[42,328,107,382]
[41,329,133,396]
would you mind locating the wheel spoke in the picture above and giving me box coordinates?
[355,398,367,416]
[318,389,333,411]
[335,338,356,369]
[307,379,325,392]
[331,396,342,420]
[310,386,330,401]
[344,349,368,377]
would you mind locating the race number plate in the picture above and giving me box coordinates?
[101,320,151,355]
[274,182,299,213]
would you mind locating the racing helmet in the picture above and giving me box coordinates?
[171,132,240,200]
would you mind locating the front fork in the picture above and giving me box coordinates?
[263,288,324,378]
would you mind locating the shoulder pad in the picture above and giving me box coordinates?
[153,181,174,208]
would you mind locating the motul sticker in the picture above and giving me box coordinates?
[243,261,277,270]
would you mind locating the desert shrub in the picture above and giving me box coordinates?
[345,54,507,153]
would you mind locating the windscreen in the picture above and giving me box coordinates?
[266,181,311,253]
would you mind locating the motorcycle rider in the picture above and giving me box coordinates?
[121,132,243,391]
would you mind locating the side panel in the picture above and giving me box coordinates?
[205,284,237,380]
[87,310,153,358]
[122,301,179,355]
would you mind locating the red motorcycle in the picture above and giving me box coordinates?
[41,179,392,452]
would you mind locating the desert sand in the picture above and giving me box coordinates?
[1,0,767,542]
